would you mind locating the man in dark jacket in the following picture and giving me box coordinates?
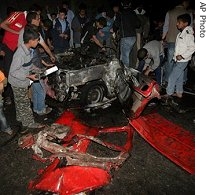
[71,3,89,48]
[51,8,70,53]
[81,17,107,55]
[113,0,140,67]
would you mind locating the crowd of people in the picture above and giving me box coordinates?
[0,0,195,135]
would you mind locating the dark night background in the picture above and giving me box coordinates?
[0,0,195,21]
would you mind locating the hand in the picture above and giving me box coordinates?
[144,66,152,76]
[49,45,54,51]
[98,30,105,37]
[26,74,38,81]
[0,50,5,56]
[50,56,56,63]
[59,33,65,38]
[101,47,106,52]
[46,63,55,67]
[176,55,184,61]
[38,47,45,53]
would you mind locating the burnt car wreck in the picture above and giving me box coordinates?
[48,48,132,109]
[18,48,195,195]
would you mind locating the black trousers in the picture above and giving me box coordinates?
[1,44,15,99]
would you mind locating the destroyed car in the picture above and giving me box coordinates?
[48,48,133,109]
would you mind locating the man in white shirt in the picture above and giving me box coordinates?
[137,40,164,85]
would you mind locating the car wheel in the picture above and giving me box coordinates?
[80,81,105,105]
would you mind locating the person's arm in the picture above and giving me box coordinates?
[41,59,54,67]
[63,21,70,39]
[10,53,32,81]
[150,55,160,71]
[112,14,120,33]
[143,58,152,75]
[46,38,54,50]
[0,13,20,34]
[162,12,169,40]
[91,35,104,49]
[18,28,24,46]
[144,51,160,75]
[39,36,55,63]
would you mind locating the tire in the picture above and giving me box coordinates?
[80,81,106,105]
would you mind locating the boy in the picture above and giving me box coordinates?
[164,13,195,98]
[51,8,70,53]
[8,28,45,130]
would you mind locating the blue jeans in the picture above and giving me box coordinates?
[166,61,188,95]
[120,36,136,67]
[32,80,46,113]
[165,42,175,82]
[138,55,163,85]
[0,98,10,132]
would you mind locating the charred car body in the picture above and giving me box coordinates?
[48,48,134,109]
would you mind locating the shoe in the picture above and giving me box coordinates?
[161,94,171,99]
[3,129,13,135]
[160,94,173,106]
[172,93,182,98]
[27,122,45,129]
[19,127,29,134]
[148,102,157,107]
[36,107,52,116]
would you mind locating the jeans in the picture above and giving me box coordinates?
[165,42,175,82]
[120,36,136,67]
[166,61,188,95]
[32,80,46,113]
[137,55,163,85]
[0,99,10,132]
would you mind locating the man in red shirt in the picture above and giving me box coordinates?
[0,11,27,105]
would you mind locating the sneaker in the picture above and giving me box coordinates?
[160,94,173,106]
[36,107,52,116]
[19,127,29,134]
[161,94,171,99]
[148,102,157,107]
[27,122,45,129]
[37,107,52,116]
[172,93,182,98]
[3,129,13,135]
